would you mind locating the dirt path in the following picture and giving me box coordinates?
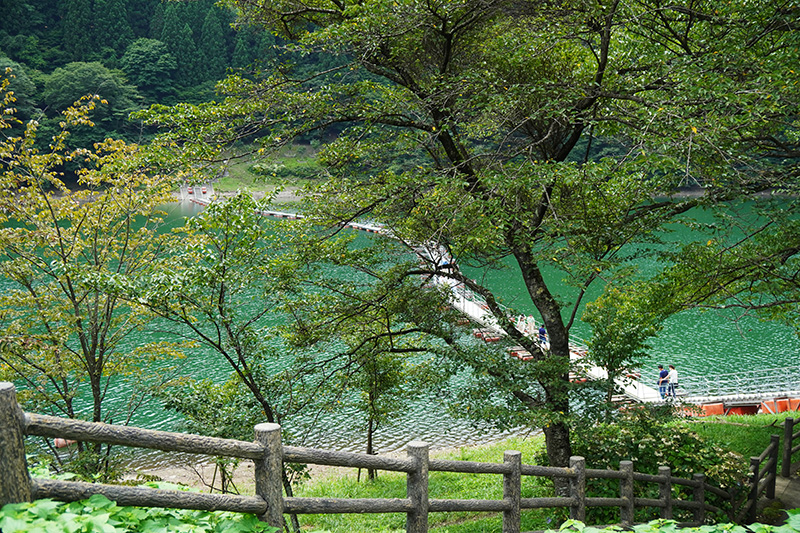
[123,443,496,495]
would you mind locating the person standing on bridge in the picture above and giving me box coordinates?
[657,365,669,399]
[668,365,678,398]
[538,325,547,346]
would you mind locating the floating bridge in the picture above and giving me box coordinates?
[191,197,798,415]
[428,257,800,415]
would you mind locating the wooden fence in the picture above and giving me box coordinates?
[783,418,800,479]
[738,434,779,523]
[1,382,739,532]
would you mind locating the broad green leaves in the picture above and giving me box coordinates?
[0,76,179,476]
[0,495,277,533]
[147,0,800,468]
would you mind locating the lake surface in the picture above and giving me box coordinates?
[465,202,800,389]
[119,202,527,464]
[15,199,800,465]
[150,201,797,452]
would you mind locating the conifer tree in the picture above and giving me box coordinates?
[127,0,157,38]
[62,0,94,61]
[161,4,199,87]
[149,1,164,39]
[94,0,134,55]
[184,0,215,42]
[231,32,250,71]
[231,27,276,72]
[198,8,227,81]
[253,31,277,70]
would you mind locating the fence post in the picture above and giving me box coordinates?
[0,382,32,506]
[658,466,672,519]
[253,423,283,528]
[406,441,429,533]
[619,460,634,527]
[748,456,760,523]
[768,434,779,499]
[692,473,705,525]
[503,450,521,533]
[783,418,795,478]
[569,456,586,521]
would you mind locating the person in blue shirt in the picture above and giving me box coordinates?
[657,365,669,399]
[538,325,547,345]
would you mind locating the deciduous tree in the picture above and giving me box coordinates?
[0,77,179,477]
[42,61,140,142]
[120,38,177,102]
[98,193,319,531]
[142,0,800,475]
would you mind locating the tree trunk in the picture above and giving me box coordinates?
[515,250,574,475]
[366,414,377,481]
[543,420,571,496]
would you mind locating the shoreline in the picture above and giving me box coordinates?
[176,185,303,204]
[123,436,541,494]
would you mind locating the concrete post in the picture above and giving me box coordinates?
[406,441,429,533]
[619,460,634,527]
[503,450,521,533]
[569,456,586,521]
[692,473,705,524]
[658,465,672,519]
[768,434,780,499]
[783,418,795,478]
[254,423,283,528]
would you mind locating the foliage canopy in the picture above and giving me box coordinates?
[142,0,800,470]
[0,75,179,476]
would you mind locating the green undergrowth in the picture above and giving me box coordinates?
[214,143,319,193]
[293,411,795,533]
[1,462,276,533]
[8,413,791,532]
[551,512,800,533]
[0,492,276,533]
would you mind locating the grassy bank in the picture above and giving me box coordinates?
[689,412,795,469]
[293,435,560,533]
[214,144,321,194]
[290,412,795,532]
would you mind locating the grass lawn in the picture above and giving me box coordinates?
[293,435,569,533]
[289,412,798,533]
[688,412,794,468]
[214,143,320,194]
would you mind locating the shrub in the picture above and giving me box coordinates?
[251,159,323,181]
[569,407,749,524]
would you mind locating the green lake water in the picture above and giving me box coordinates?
[465,200,800,390]
[153,201,798,454]
[14,199,800,463]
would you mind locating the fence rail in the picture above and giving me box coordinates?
[0,382,745,532]
[738,434,779,523]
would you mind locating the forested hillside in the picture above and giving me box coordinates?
[0,0,277,144]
